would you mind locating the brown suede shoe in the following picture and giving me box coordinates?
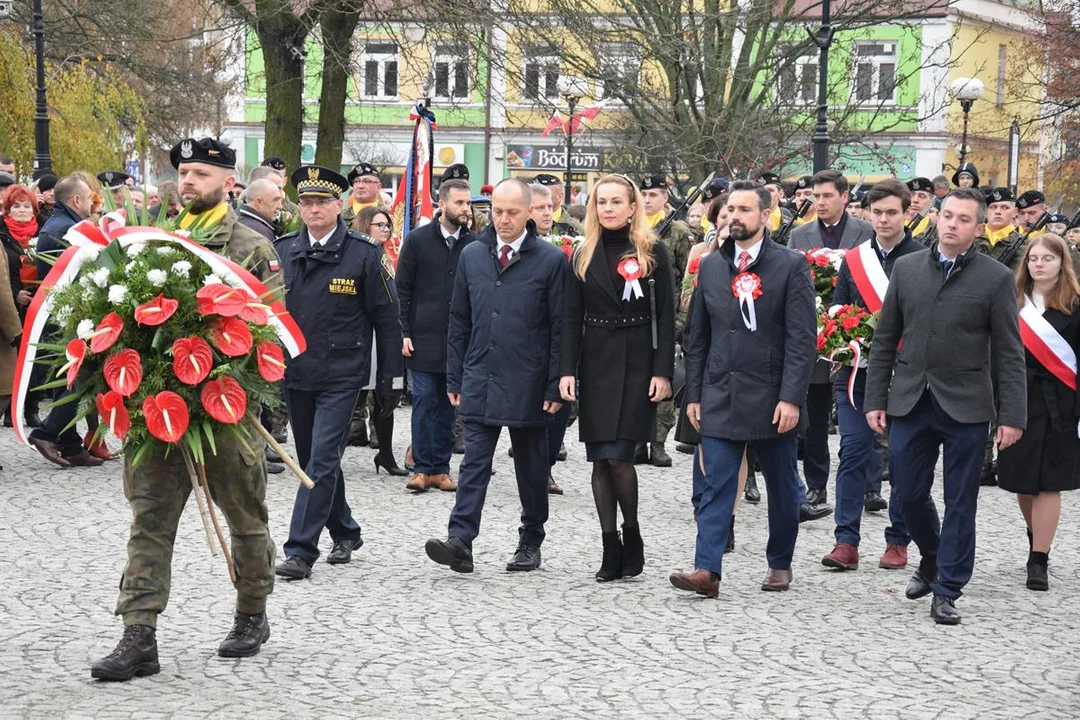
[548,475,564,495]
[761,568,793,591]
[427,473,457,492]
[669,569,719,598]
[28,435,72,468]
[405,473,429,492]
[66,449,105,467]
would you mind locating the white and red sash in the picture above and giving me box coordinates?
[1019,297,1077,391]
[845,239,889,313]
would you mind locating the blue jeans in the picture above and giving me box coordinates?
[410,371,455,475]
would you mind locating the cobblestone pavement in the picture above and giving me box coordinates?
[1,411,1078,719]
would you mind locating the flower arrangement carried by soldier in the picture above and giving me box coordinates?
[817,303,877,405]
[803,248,847,305]
[550,234,582,260]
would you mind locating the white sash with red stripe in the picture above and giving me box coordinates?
[845,239,889,313]
[1019,296,1077,390]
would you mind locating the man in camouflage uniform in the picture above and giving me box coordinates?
[758,172,794,240]
[905,177,939,247]
[534,173,585,236]
[341,161,386,225]
[91,138,282,682]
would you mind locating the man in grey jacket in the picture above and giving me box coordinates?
[865,187,1026,625]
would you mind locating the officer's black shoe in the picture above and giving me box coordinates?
[266,462,285,475]
[326,537,364,565]
[650,443,672,467]
[930,594,961,625]
[452,436,465,455]
[806,488,828,506]
[24,411,42,428]
[265,445,283,463]
[91,625,160,681]
[633,442,649,465]
[368,431,379,450]
[799,502,832,523]
[506,544,542,572]
[275,555,312,580]
[218,612,271,658]
[271,427,288,444]
[979,464,997,487]
[905,567,936,600]
[744,474,761,504]
[507,446,514,458]
[425,537,474,573]
[864,491,888,512]
[675,443,695,455]
[725,515,735,554]
[557,443,567,462]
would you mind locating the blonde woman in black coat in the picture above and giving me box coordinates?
[560,174,676,581]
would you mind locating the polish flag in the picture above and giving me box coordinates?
[542,110,564,137]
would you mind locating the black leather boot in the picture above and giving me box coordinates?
[621,522,644,577]
[725,515,735,554]
[218,612,271,657]
[744,473,761,504]
[650,443,672,467]
[596,531,623,582]
[633,443,649,465]
[371,412,407,476]
[90,625,160,681]
[1026,551,1049,591]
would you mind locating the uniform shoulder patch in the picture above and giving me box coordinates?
[346,229,379,246]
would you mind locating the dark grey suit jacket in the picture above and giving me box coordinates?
[864,248,1027,428]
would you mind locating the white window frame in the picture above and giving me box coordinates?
[521,46,560,103]
[777,53,820,107]
[599,43,641,102]
[360,42,399,101]
[851,40,898,106]
[432,44,470,102]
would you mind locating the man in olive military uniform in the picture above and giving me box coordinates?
[906,177,939,247]
[791,175,817,229]
[91,137,283,682]
[275,165,403,581]
[341,162,386,224]
[758,172,794,238]
[534,173,585,236]
[975,188,1029,274]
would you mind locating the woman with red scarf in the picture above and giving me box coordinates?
[1,185,40,311]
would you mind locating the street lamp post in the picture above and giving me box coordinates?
[31,0,52,179]
[557,76,588,207]
[950,77,984,168]
[808,0,833,172]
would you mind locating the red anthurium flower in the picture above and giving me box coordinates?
[142,391,189,443]
[102,348,144,397]
[59,339,87,388]
[134,293,179,326]
[96,391,131,440]
[238,301,270,326]
[256,342,286,382]
[172,336,213,385]
[208,316,253,357]
[88,312,124,353]
[196,283,248,317]
[200,376,248,425]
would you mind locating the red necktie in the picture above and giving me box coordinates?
[737,250,751,273]
[499,244,513,269]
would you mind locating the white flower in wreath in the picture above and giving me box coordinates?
[203,273,223,286]
[125,242,147,258]
[76,318,95,339]
[91,267,111,288]
[76,244,103,263]
[828,304,842,318]
[146,269,168,287]
[174,229,191,238]
[157,246,176,257]
[815,296,823,310]
[171,260,192,277]
[107,284,128,304]
[55,305,72,325]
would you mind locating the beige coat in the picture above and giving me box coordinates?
[0,249,23,395]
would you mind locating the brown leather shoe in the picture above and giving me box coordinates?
[548,475,563,495]
[404,445,414,468]
[761,568,793,591]
[405,473,429,492]
[29,435,72,468]
[669,569,719,598]
[427,473,457,492]
[66,449,105,467]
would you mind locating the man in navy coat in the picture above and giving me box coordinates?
[425,179,567,573]
[671,181,817,597]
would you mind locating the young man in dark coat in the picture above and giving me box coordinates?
[425,179,567,573]
[865,187,1027,625]
[671,181,817,598]
[395,178,476,493]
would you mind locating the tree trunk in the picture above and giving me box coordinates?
[255,18,309,177]
[314,3,361,171]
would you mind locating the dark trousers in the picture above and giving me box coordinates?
[449,422,549,548]
[36,389,83,454]
[283,387,363,565]
[888,391,985,599]
[803,382,833,491]
[546,402,572,468]
[694,434,800,575]
[411,371,455,475]
[834,388,911,547]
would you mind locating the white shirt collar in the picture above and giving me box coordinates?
[439,221,461,241]
[309,227,335,247]
[497,230,528,256]
[734,236,765,264]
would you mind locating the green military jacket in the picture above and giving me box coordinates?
[655,217,696,279]
[975,229,1027,274]
[552,207,584,236]
[203,206,284,293]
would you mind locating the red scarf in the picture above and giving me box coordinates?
[4,216,38,247]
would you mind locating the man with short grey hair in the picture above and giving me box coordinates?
[238,178,284,244]
[528,183,554,237]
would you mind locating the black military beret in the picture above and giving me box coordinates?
[1017,190,1046,209]
[640,175,668,191]
[848,190,866,206]
[0,172,15,188]
[441,163,469,182]
[794,175,813,190]
[261,156,286,171]
[347,162,379,185]
[36,173,58,192]
[170,137,236,170]
[701,178,729,202]
[757,172,782,188]
[97,170,132,188]
[533,173,562,186]
[1048,213,1068,226]
[290,165,349,198]
[906,177,934,194]
[986,187,1015,204]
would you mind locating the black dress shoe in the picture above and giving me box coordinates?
[724,515,735,554]
[425,537,474,573]
[271,428,288,444]
[979,464,997,487]
[265,445,283,463]
[744,474,761,504]
[275,555,312,580]
[266,462,285,475]
[90,625,160,681]
[218,612,270,657]
[807,488,828,506]
[799,502,832,522]
[24,412,42,428]
[633,443,649,465]
[506,543,542,571]
[905,569,935,599]
[864,491,888,512]
[557,443,567,462]
[930,594,961,625]
[326,537,364,565]
[675,442,695,455]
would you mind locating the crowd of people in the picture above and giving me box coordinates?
[1,144,1076,681]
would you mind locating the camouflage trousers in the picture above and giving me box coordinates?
[655,397,675,443]
[116,427,275,628]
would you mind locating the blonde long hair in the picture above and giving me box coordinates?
[1015,232,1080,314]
[573,174,657,280]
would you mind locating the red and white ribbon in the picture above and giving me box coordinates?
[845,240,889,313]
[10,218,306,446]
[828,339,863,407]
[1019,297,1077,390]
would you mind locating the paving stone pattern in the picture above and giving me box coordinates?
[1,412,1077,718]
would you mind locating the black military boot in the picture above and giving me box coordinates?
[633,442,649,465]
[979,461,997,487]
[452,423,465,455]
[744,473,761,504]
[90,625,160,681]
[650,443,672,467]
[218,612,271,658]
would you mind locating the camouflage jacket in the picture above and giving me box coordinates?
[553,208,584,236]
[975,229,1027,274]
[654,217,696,279]
[203,206,284,293]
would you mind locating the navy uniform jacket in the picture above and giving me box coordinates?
[275,219,403,391]
[447,222,567,428]
[686,231,817,440]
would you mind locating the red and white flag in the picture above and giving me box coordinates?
[541,110,564,137]
[845,240,889,313]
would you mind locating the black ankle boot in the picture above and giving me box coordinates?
[725,515,735,554]
[621,523,644,577]
[596,531,623,582]
[218,612,271,657]
[1027,551,1049,591]
[90,625,160,681]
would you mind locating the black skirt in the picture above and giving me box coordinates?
[998,379,1080,494]
[585,440,637,463]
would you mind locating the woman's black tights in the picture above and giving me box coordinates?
[591,459,639,532]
